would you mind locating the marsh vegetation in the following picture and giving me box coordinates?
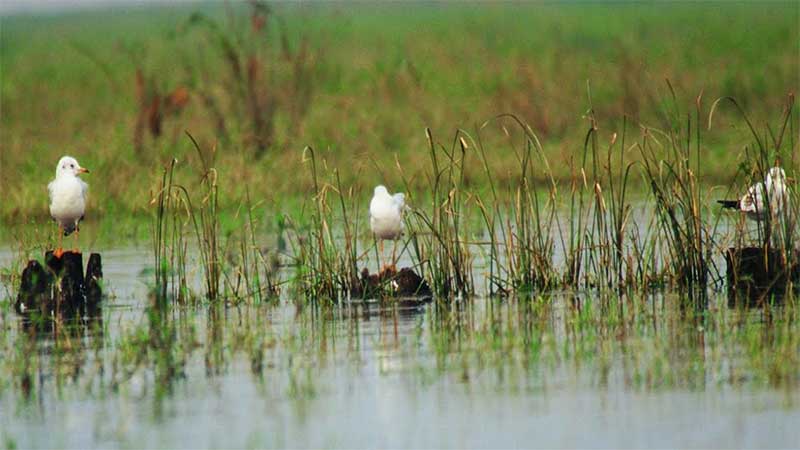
[1,2,799,448]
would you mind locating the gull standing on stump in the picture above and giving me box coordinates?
[48,156,89,258]
[369,185,406,270]
[717,165,790,221]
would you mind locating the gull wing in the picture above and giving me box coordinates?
[369,194,382,219]
[47,180,55,208]
[81,179,89,220]
[80,178,89,198]
[740,181,765,214]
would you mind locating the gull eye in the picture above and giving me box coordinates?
[70,164,75,168]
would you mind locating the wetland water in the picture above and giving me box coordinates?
[0,248,798,448]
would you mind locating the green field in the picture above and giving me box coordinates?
[1,2,798,232]
[1,7,799,446]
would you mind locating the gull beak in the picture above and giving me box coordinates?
[78,167,90,174]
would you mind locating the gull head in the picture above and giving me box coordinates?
[392,192,406,208]
[374,185,389,197]
[55,156,89,178]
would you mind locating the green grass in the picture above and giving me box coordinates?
[1,2,798,226]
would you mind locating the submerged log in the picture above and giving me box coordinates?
[725,247,800,306]
[393,268,431,297]
[353,266,432,300]
[16,251,104,318]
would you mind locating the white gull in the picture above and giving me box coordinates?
[48,156,89,256]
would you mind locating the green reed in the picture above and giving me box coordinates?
[474,115,558,295]
[287,146,362,302]
[150,135,220,303]
[151,133,281,304]
[637,88,714,295]
[183,133,222,302]
[408,128,473,298]
[151,157,190,304]
[216,188,281,303]
[144,94,799,302]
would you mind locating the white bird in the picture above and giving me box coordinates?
[48,156,89,257]
[718,165,790,221]
[369,185,406,270]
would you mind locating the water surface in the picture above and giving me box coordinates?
[0,247,797,449]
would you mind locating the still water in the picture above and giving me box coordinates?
[0,248,798,449]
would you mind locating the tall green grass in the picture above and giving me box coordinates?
[2,3,798,222]
[285,147,362,302]
[150,135,281,304]
[474,115,558,294]
[408,129,473,298]
[266,97,796,302]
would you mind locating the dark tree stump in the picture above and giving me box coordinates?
[355,267,382,299]
[394,268,432,297]
[16,260,53,315]
[46,251,84,315]
[353,266,432,301]
[15,251,104,319]
[85,253,103,310]
[725,247,800,306]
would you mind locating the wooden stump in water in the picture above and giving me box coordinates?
[16,260,53,315]
[85,253,103,314]
[725,247,800,306]
[353,266,432,301]
[16,251,104,318]
[393,268,431,297]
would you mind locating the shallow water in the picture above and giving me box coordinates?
[0,247,798,449]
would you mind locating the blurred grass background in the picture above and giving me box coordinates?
[1,1,798,227]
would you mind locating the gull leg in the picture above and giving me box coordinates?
[73,223,80,253]
[391,240,398,271]
[378,239,385,273]
[54,225,64,259]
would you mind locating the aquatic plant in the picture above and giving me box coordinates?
[150,134,281,304]
[637,86,714,295]
[151,157,190,304]
[286,146,363,302]
[473,115,558,295]
[408,129,474,298]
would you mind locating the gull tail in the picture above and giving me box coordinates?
[392,193,406,209]
[63,224,78,237]
[62,216,83,236]
[717,200,739,209]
